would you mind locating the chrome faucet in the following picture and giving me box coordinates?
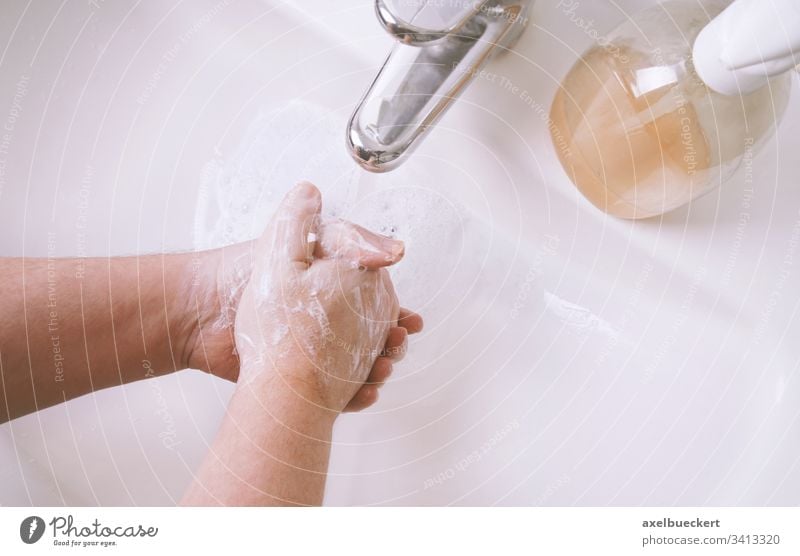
[347,0,533,172]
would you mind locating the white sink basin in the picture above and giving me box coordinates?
[1,0,799,506]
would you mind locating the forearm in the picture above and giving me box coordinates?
[181,372,336,506]
[0,253,206,422]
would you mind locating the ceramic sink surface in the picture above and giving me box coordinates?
[0,0,798,505]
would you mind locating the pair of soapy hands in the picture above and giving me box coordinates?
[193,181,422,414]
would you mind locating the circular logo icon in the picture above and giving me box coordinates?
[20,516,45,544]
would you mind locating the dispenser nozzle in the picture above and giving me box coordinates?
[693,0,800,96]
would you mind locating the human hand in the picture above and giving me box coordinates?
[312,217,423,411]
[233,181,421,413]
[185,182,422,413]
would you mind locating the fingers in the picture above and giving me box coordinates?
[398,308,424,334]
[340,318,416,414]
[382,327,408,361]
[344,384,379,413]
[343,356,394,412]
[367,356,394,385]
[357,231,404,270]
[315,219,404,270]
[270,181,322,269]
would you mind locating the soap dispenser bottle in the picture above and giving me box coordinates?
[549,0,797,219]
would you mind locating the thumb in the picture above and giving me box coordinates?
[264,181,322,270]
[315,219,404,270]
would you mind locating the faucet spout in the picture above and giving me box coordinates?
[347,0,532,173]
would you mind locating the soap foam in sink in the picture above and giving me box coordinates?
[194,100,360,250]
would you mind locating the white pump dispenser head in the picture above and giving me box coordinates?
[693,0,800,96]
